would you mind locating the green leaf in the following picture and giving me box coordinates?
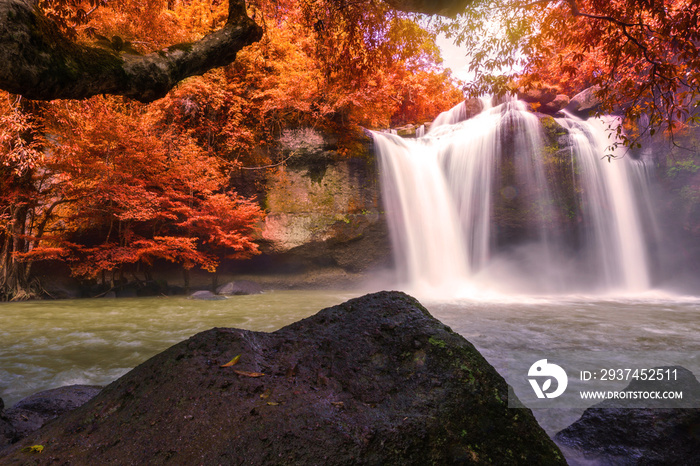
[21,445,44,453]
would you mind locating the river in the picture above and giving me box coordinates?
[0,291,353,408]
[2,288,699,439]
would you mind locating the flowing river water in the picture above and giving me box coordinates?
[2,289,699,439]
[0,291,352,408]
[369,98,700,442]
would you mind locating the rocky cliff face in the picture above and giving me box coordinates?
[244,128,392,279]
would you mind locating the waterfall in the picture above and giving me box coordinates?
[373,99,655,296]
[555,116,652,291]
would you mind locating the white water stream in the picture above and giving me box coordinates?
[374,100,657,298]
[371,100,700,460]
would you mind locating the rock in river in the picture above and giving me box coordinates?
[3,385,102,440]
[188,290,227,300]
[216,280,263,296]
[555,366,700,465]
[0,291,564,465]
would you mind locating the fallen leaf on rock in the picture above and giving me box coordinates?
[260,389,272,399]
[266,402,279,406]
[220,354,241,367]
[331,401,344,407]
[233,370,265,377]
[21,445,44,453]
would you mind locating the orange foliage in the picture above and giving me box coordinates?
[1,0,462,292]
[440,0,700,138]
[0,95,43,176]
[18,97,262,279]
[154,0,463,165]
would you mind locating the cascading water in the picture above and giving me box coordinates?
[555,116,652,291]
[373,99,657,296]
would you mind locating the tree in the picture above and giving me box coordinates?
[0,95,44,300]
[0,0,463,299]
[437,0,700,143]
[16,97,263,287]
[154,0,463,165]
[0,0,474,102]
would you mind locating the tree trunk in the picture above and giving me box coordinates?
[0,204,36,300]
[384,0,472,17]
[183,268,190,293]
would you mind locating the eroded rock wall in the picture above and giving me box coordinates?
[251,129,392,276]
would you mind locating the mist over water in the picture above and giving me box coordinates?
[373,99,664,299]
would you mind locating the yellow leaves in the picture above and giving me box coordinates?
[233,370,265,378]
[21,445,44,454]
[220,354,241,367]
[260,388,280,406]
[219,354,264,376]
[172,0,228,40]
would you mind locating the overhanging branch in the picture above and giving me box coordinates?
[0,0,262,102]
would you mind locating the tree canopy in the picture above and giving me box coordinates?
[0,0,463,300]
[438,0,700,141]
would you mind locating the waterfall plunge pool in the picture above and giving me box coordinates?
[2,289,699,438]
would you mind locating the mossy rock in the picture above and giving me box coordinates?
[0,292,565,465]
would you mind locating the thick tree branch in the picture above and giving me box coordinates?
[0,0,262,102]
[384,0,473,17]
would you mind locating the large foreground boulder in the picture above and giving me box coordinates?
[0,291,564,465]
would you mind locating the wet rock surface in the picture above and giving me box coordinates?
[518,85,558,105]
[556,366,700,465]
[0,398,17,448]
[565,86,602,119]
[188,290,227,300]
[0,385,102,449]
[216,280,264,295]
[540,94,571,115]
[0,291,564,465]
